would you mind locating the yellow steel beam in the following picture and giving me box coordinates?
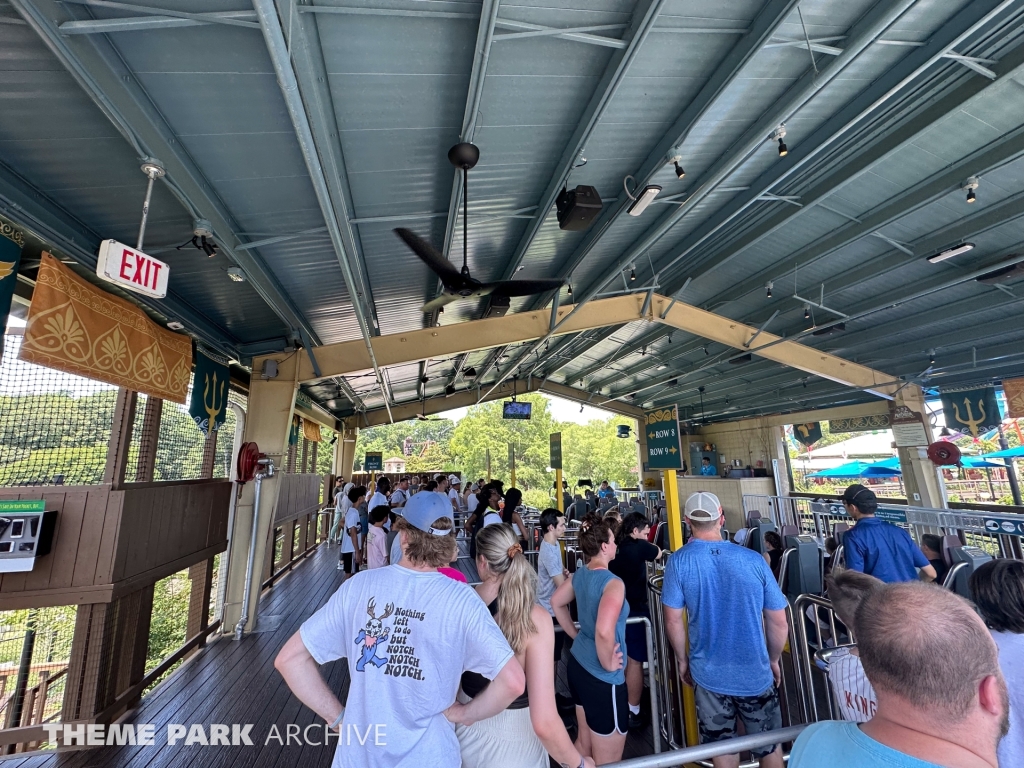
[652,295,899,399]
[354,379,644,428]
[261,293,648,385]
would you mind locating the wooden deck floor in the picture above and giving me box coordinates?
[2,540,656,767]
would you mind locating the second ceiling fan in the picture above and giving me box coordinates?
[395,142,564,313]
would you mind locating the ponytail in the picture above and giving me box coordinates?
[476,523,537,653]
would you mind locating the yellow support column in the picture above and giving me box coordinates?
[555,468,563,512]
[662,468,698,746]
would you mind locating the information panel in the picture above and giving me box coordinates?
[643,407,683,470]
[549,433,562,470]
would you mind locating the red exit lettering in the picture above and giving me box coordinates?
[117,248,163,291]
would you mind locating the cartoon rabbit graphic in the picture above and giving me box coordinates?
[354,597,394,672]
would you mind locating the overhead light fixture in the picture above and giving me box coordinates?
[624,175,662,217]
[927,243,975,264]
[803,304,810,320]
[629,266,636,281]
[673,161,685,179]
[166,321,185,331]
[811,322,846,336]
[766,280,773,298]
[928,349,936,365]
[444,384,456,396]
[769,126,787,157]
[962,176,979,204]
[226,266,245,282]
[656,364,667,371]
[667,378,678,387]
[668,151,686,180]
[463,366,477,377]
[567,283,573,296]
[667,332,674,343]
[703,346,709,355]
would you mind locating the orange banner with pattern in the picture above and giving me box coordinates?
[20,253,192,403]
[1005,377,1024,419]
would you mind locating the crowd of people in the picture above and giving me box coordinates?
[276,478,1023,768]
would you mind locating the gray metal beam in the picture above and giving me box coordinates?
[59,9,259,34]
[473,0,799,387]
[57,0,260,29]
[488,0,920,395]
[547,46,1024,383]
[10,0,318,345]
[0,158,240,360]
[255,0,387,416]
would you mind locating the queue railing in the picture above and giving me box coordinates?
[743,494,1024,561]
[601,724,807,768]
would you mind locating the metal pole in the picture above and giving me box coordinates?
[235,457,274,640]
[135,159,165,251]
[601,725,806,768]
[6,609,37,736]
[998,424,1022,505]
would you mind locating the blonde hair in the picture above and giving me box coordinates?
[395,516,456,568]
[476,523,537,654]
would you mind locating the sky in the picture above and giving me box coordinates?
[435,394,623,425]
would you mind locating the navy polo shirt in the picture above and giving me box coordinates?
[843,517,930,583]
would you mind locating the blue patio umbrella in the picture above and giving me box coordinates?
[980,445,1024,460]
[806,460,899,479]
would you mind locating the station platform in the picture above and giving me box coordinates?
[1,541,655,767]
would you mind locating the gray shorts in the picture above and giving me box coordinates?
[694,684,781,759]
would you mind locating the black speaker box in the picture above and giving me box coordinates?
[556,185,602,231]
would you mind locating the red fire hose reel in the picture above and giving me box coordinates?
[926,441,962,466]
[236,442,264,484]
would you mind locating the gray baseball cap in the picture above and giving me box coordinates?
[402,489,453,536]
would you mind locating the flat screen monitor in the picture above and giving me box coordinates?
[502,401,532,420]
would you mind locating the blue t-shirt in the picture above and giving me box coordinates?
[700,464,716,475]
[661,539,788,697]
[598,487,615,499]
[789,721,943,767]
[843,517,929,583]
[570,565,629,685]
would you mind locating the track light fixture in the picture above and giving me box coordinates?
[629,266,636,281]
[927,243,975,264]
[624,175,661,216]
[766,280,773,298]
[226,267,245,282]
[962,176,979,204]
[703,346,709,355]
[567,283,573,296]
[928,349,936,365]
[769,126,787,157]
[674,161,686,179]
[803,304,810,320]
[667,151,685,180]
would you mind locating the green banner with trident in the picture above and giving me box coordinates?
[940,386,1002,438]
[189,351,229,436]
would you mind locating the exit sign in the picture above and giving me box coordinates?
[96,239,169,298]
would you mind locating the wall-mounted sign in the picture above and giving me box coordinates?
[644,407,683,470]
[1003,377,1024,419]
[0,500,45,513]
[792,422,822,447]
[549,432,563,470]
[364,452,383,472]
[889,404,929,448]
[940,387,1001,438]
[96,239,169,298]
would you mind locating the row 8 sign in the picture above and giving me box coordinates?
[643,407,683,471]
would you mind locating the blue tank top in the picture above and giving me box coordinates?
[570,564,629,684]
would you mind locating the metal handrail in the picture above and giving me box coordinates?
[602,724,807,768]
[793,593,842,723]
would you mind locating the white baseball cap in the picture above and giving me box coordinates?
[448,474,461,486]
[402,490,453,536]
[684,491,722,522]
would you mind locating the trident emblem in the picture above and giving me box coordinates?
[203,371,225,434]
[951,396,985,437]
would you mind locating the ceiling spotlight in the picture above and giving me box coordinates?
[226,266,245,282]
[803,304,810,320]
[624,175,662,216]
[444,384,456,396]
[962,176,979,203]
[640,345,647,356]
[438,306,444,313]
[927,243,975,264]
[567,283,573,296]
[769,126,787,157]
[463,367,477,377]
[703,346,709,355]
[630,392,638,400]
[766,280,773,298]
[778,138,788,157]
[928,349,936,365]
[673,161,685,180]
[667,332,674,343]
[419,375,429,384]
[629,266,636,282]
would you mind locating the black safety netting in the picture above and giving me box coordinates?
[0,333,117,487]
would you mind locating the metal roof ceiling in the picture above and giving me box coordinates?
[2,0,1024,425]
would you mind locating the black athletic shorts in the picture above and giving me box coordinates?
[567,652,628,736]
[341,551,359,575]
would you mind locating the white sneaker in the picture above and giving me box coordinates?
[337,562,343,570]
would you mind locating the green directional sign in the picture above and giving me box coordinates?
[0,500,45,513]
[364,452,383,472]
[643,407,683,470]
[549,433,563,470]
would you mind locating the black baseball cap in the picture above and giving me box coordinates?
[842,484,877,505]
